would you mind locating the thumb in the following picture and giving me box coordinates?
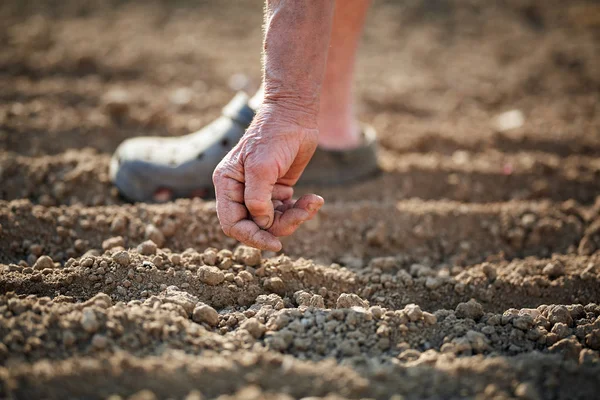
[244,157,278,229]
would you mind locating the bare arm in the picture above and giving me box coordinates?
[262,0,335,121]
[213,1,335,251]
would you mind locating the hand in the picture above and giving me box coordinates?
[212,103,324,251]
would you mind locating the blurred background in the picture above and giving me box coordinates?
[0,0,599,203]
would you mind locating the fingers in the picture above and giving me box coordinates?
[229,220,282,252]
[244,158,279,230]
[268,194,324,237]
[214,173,282,251]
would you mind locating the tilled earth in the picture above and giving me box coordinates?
[1,1,600,399]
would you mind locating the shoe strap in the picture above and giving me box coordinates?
[222,91,255,127]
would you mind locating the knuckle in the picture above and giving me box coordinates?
[245,198,269,214]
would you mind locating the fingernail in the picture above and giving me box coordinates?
[307,203,321,213]
[254,215,271,229]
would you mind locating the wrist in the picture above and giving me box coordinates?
[260,91,320,130]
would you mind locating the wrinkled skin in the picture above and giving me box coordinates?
[213,0,335,251]
[213,103,324,251]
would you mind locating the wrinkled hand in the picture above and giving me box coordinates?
[212,104,324,251]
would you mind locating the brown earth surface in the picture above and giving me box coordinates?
[1,0,600,399]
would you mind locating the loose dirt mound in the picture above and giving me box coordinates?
[1,0,599,399]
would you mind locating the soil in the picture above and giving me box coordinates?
[1,0,600,399]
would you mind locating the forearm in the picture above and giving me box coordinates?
[262,0,335,125]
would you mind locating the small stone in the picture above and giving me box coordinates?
[81,308,100,333]
[128,390,158,400]
[192,304,219,326]
[579,348,600,364]
[33,255,54,270]
[551,322,570,339]
[423,312,437,325]
[455,299,484,321]
[370,306,384,319]
[102,89,130,119]
[294,290,324,308]
[145,225,165,248]
[102,236,124,251]
[29,244,43,256]
[549,338,582,361]
[466,330,490,353]
[161,286,200,316]
[515,382,541,400]
[169,87,193,107]
[116,286,127,296]
[425,277,443,290]
[542,262,565,279]
[404,304,423,322]
[184,390,204,400]
[493,109,524,132]
[137,240,157,256]
[513,315,534,331]
[112,251,130,267]
[336,293,368,309]
[170,254,181,265]
[547,305,573,327]
[198,266,225,286]
[240,318,266,339]
[91,334,108,349]
[62,331,76,347]
[202,249,218,266]
[585,331,600,350]
[233,246,262,267]
[265,277,286,295]
[110,215,127,234]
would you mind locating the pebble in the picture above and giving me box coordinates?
[137,240,157,256]
[161,286,199,316]
[336,293,368,309]
[145,225,165,248]
[265,277,286,295]
[585,331,600,350]
[81,257,94,268]
[542,262,565,279]
[198,266,225,286]
[29,244,43,256]
[422,311,437,325]
[102,89,130,119]
[102,236,124,251]
[240,318,266,339]
[202,249,218,266]
[234,246,262,267]
[404,304,423,322]
[81,308,100,333]
[62,331,76,347]
[294,291,325,308]
[455,299,484,321]
[112,251,130,267]
[192,304,219,326]
[551,322,570,339]
[515,382,541,400]
[548,338,582,361]
[170,254,181,265]
[33,255,54,270]
[493,109,524,132]
[512,315,534,331]
[91,334,108,350]
[110,215,127,234]
[547,305,573,327]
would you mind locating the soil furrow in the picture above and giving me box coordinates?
[0,198,592,266]
[3,149,599,206]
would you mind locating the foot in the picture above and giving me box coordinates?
[110,93,379,203]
